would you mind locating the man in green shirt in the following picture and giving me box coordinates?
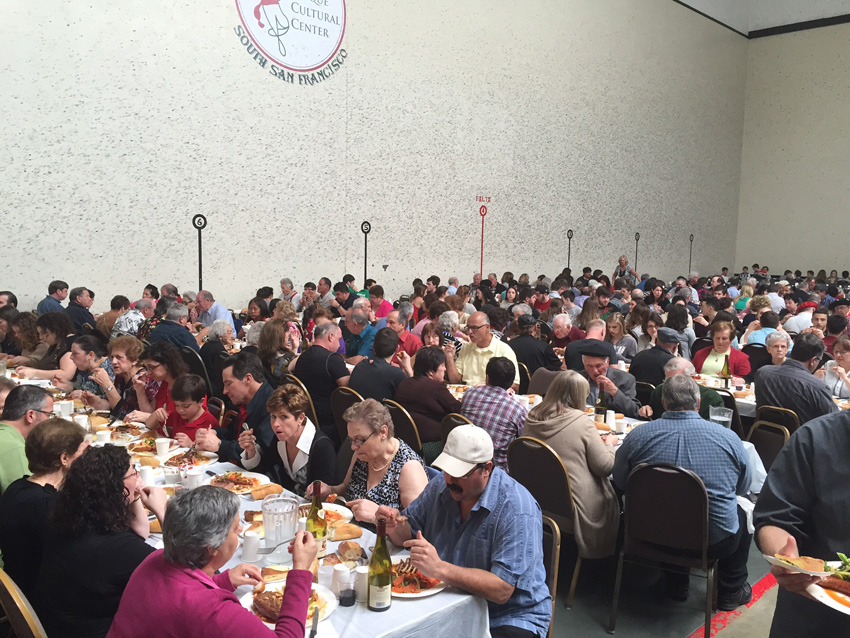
[0,385,53,493]
[639,357,725,422]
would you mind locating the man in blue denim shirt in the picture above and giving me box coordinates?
[378,425,551,638]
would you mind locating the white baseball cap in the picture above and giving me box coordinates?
[432,424,494,478]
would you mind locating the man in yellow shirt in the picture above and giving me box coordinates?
[445,312,519,389]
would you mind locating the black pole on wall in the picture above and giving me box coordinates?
[634,232,640,271]
[192,214,208,290]
[688,234,695,274]
[567,229,573,270]
[361,221,371,286]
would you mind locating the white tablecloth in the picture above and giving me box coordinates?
[146,460,490,638]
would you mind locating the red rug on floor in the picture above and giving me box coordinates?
[685,573,776,638]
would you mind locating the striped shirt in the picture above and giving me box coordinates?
[612,410,751,544]
[461,386,527,469]
[404,469,551,634]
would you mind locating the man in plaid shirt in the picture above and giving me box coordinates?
[460,357,527,469]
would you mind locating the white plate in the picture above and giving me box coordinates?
[391,557,447,598]
[205,470,269,495]
[763,554,832,577]
[239,582,337,627]
[323,502,353,524]
[162,449,218,467]
[807,582,850,615]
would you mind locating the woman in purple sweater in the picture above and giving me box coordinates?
[107,486,317,638]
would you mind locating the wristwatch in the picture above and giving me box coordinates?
[106,385,115,393]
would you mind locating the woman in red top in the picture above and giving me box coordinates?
[691,321,751,379]
[135,342,188,421]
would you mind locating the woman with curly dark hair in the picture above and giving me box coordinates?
[125,341,188,423]
[36,445,166,638]
[15,312,77,382]
[5,311,49,366]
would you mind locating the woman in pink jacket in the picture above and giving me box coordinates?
[107,486,317,638]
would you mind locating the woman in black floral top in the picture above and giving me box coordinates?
[309,399,427,529]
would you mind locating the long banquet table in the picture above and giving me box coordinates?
[144,459,491,638]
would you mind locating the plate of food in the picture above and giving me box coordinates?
[128,438,176,455]
[109,422,147,438]
[764,553,832,577]
[804,554,850,615]
[163,449,217,467]
[241,582,336,627]
[391,557,446,598]
[207,470,269,494]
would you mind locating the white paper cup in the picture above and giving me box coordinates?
[517,395,530,408]
[355,566,369,602]
[72,414,89,429]
[185,467,204,490]
[317,565,334,589]
[606,410,616,426]
[58,400,73,417]
[297,516,307,532]
[332,563,349,596]
[95,430,111,443]
[140,465,156,485]
[155,438,172,457]
[242,531,261,562]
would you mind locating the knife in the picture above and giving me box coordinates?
[308,609,319,638]
[206,470,217,477]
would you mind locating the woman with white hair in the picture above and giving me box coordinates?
[523,370,620,558]
[765,331,791,367]
[107,486,318,637]
[200,319,233,377]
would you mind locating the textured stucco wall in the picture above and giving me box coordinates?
[1,0,747,311]
[736,22,850,274]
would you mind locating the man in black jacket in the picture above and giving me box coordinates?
[194,352,275,464]
[65,286,96,331]
[628,327,680,387]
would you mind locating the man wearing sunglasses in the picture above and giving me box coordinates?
[444,312,520,389]
[0,385,53,493]
[377,425,551,638]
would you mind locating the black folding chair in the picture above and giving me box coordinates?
[180,346,213,397]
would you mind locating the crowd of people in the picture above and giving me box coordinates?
[1,259,849,636]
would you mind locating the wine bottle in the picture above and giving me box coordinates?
[720,354,731,388]
[306,480,328,559]
[368,518,392,612]
[594,386,609,421]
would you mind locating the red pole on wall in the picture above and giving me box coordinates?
[479,205,487,276]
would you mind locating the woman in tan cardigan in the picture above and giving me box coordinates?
[523,371,620,559]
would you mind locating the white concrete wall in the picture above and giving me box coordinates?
[736,22,850,274]
[1,0,747,312]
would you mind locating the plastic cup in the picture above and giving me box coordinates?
[163,466,180,483]
[96,430,111,443]
[155,438,172,456]
[185,467,204,489]
[140,465,156,485]
[72,414,89,429]
[58,400,73,417]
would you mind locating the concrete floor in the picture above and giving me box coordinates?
[549,539,773,638]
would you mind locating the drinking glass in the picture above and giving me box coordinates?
[709,406,734,429]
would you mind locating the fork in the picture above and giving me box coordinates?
[257,536,296,555]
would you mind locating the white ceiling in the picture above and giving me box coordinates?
[679,0,850,35]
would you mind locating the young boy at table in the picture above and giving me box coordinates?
[151,374,218,443]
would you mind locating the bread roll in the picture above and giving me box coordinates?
[89,415,110,427]
[137,456,160,468]
[594,421,610,431]
[338,541,362,561]
[332,523,363,540]
[250,483,284,500]
[150,519,162,534]
[261,565,290,582]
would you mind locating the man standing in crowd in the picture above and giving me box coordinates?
[293,322,350,446]
[578,342,640,418]
[445,312,520,388]
[755,333,837,425]
[195,290,235,332]
[64,287,96,331]
[461,358,527,470]
[754,408,850,635]
[111,298,154,338]
[0,386,53,493]
[37,280,68,315]
[195,353,274,464]
[378,425,552,637]
[614,374,752,609]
